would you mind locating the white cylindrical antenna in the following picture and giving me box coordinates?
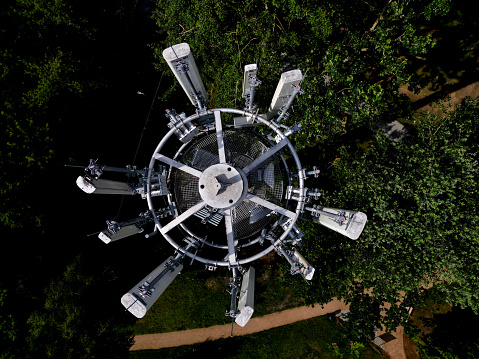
[98,217,148,244]
[308,206,368,240]
[162,43,208,109]
[121,256,183,318]
[242,64,261,111]
[234,64,264,128]
[76,176,132,195]
[235,267,255,327]
[226,267,241,318]
[277,245,315,281]
[293,249,315,280]
[267,69,303,119]
[99,223,144,244]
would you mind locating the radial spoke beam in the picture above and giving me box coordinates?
[155,153,203,178]
[160,200,205,234]
[214,111,227,164]
[242,138,288,175]
[246,194,296,219]
[224,209,237,265]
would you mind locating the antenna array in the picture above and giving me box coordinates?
[74,43,368,328]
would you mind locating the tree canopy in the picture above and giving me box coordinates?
[299,98,479,335]
[152,0,452,145]
[409,303,479,358]
[1,0,146,357]
[1,0,94,229]
[26,255,134,359]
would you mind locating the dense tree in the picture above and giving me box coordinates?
[0,289,18,359]
[406,297,479,358]
[297,98,479,335]
[0,0,150,230]
[0,0,95,229]
[26,255,134,359]
[152,0,452,146]
[1,0,152,357]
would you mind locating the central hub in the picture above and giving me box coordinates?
[198,164,247,209]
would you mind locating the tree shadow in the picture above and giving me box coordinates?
[406,0,479,108]
[418,307,479,358]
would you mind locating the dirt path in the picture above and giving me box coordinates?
[400,80,479,114]
[131,298,405,358]
[131,299,348,350]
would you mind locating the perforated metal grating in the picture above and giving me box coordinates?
[173,130,284,239]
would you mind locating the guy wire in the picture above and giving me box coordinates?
[115,72,165,221]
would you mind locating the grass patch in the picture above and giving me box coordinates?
[130,314,383,358]
[133,255,305,335]
[133,268,231,334]
[405,294,479,358]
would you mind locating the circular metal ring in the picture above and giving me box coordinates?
[146,108,304,266]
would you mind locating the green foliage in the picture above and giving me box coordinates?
[0,289,18,359]
[299,98,479,333]
[152,0,452,148]
[2,0,154,357]
[333,341,366,359]
[26,256,134,359]
[0,0,95,229]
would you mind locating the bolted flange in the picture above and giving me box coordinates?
[198,164,248,209]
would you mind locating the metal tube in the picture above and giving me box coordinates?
[228,267,240,316]
[305,206,338,219]
[275,85,301,124]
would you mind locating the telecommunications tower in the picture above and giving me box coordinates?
[75,43,367,327]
